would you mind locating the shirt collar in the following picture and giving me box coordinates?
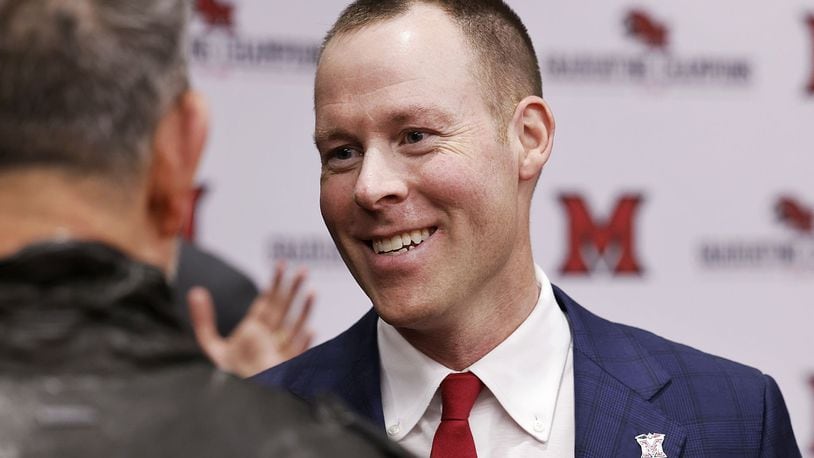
[378,264,572,442]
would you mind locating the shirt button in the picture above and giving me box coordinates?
[533,420,545,433]
[387,424,401,436]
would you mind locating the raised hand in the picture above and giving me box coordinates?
[187,261,314,377]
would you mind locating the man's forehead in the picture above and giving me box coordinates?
[315,6,480,109]
[318,3,470,70]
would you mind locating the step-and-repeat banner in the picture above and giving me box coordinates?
[189,1,814,452]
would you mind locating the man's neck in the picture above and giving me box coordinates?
[0,170,166,270]
[397,257,541,371]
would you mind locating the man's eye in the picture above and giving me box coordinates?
[323,146,362,171]
[404,131,426,144]
[332,147,356,161]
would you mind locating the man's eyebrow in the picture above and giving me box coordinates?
[313,128,355,148]
[313,105,457,146]
[389,105,455,127]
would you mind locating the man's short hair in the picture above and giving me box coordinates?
[322,0,542,132]
[0,0,188,179]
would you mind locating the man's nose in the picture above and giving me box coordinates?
[352,148,408,210]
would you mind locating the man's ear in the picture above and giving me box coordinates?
[510,96,555,182]
[147,90,209,237]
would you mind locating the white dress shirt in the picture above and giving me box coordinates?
[378,265,575,457]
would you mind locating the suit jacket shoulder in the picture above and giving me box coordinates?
[252,309,385,426]
[554,285,801,457]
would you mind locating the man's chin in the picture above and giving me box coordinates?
[372,300,441,331]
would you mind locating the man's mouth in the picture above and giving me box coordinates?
[371,227,436,255]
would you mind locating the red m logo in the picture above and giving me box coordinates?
[559,194,645,275]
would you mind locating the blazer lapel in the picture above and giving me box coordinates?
[573,351,686,457]
[285,308,386,427]
[335,309,386,427]
[554,286,687,457]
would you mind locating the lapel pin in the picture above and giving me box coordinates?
[635,432,667,458]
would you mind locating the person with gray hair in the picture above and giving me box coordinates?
[0,0,406,456]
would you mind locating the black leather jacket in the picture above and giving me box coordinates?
[0,241,408,457]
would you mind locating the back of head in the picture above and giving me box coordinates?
[323,0,542,131]
[0,0,188,182]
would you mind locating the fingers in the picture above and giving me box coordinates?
[238,262,315,362]
[283,267,308,306]
[270,259,286,293]
[247,260,286,318]
[187,286,225,363]
[284,290,314,347]
[285,328,314,359]
[258,265,309,330]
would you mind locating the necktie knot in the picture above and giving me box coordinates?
[440,372,483,421]
[431,371,482,458]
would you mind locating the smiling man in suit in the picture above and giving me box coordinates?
[253,0,801,456]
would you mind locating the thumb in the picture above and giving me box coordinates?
[187,286,225,363]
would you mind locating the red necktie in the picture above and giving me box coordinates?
[430,372,483,458]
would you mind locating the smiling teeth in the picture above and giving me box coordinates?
[373,228,431,254]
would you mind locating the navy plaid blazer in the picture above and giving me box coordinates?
[253,286,801,457]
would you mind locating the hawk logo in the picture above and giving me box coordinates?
[775,196,813,235]
[559,194,645,275]
[194,0,235,32]
[806,14,814,95]
[625,9,669,50]
[181,184,208,241]
[188,0,319,71]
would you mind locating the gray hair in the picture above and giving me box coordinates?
[0,0,189,179]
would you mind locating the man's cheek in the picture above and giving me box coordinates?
[418,156,484,197]
[320,181,350,219]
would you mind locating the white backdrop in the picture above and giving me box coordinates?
[189,1,814,453]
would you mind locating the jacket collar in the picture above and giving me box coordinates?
[0,241,203,374]
[285,308,385,427]
[334,309,385,426]
[553,285,687,457]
